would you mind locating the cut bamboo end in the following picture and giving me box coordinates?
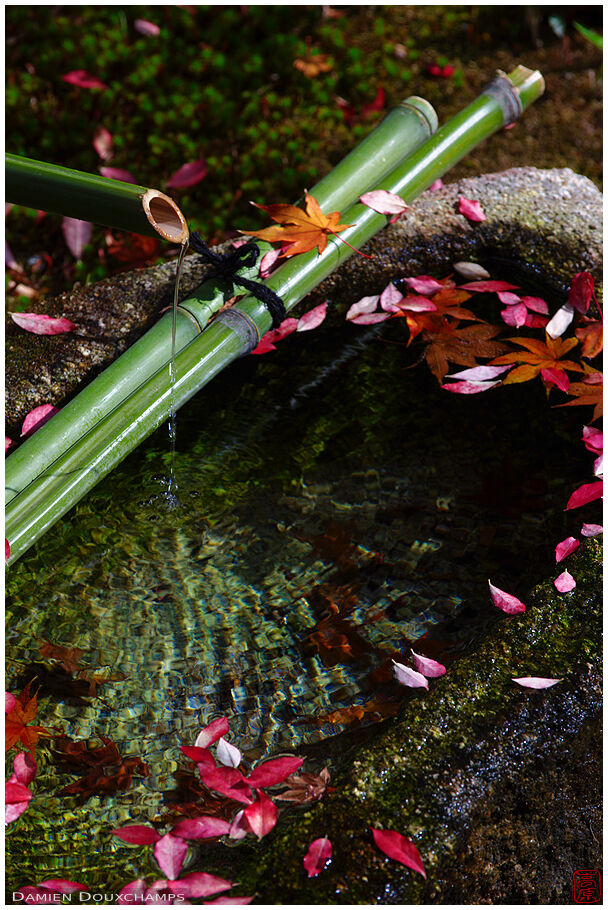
[142,189,189,244]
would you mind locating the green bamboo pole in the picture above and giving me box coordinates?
[5,153,190,243]
[6,96,438,503]
[5,67,544,565]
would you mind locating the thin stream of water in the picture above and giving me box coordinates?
[166,238,189,504]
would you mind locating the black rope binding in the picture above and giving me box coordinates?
[189,231,286,329]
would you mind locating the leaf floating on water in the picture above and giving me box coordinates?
[216,737,242,769]
[198,764,253,805]
[452,262,491,281]
[555,537,580,562]
[246,756,304,789]
[154,832,188,880]
[112,824,161,845]
[297,302,327,332]
[488,580,526,615]
[11,312,76,336]
[581,523,603,537]
[458,196,486,222]
[303,837,332,877]
[243,789,278,838]
[392,660,428,689]
[371,828,426,877]
[170,872,234,900]
[554,570,576,592]
[512,676,562,689]
[171,816,232,840]
[442,379,501,394]
[410,650,446,678]
[195,717,230,749]
[345,295,380,321]
[401,275,444,296]
[568,271,594,314]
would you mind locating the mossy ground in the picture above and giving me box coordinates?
[6,6,602,308]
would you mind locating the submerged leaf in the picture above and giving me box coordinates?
[62,70,108,90]
[93,125,113,160]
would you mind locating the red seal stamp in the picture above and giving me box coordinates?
[573,870,601,904]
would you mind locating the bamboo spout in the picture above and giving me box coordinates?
[6,67,545,565]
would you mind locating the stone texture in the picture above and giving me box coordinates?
[6,166,602,435]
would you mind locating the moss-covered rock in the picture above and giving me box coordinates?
[219,540,601,904]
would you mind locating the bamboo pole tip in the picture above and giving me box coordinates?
[142,189,189,244]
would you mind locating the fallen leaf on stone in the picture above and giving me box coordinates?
[303,837,332,877]
[359,189,408,222]
[371,828,426,877]
[512,677,562,689]
[21,405,60,438]
[11,312,76,336]
[554,570,576,592]
[401,275,444,296]
[555,537,580,562]
[488,580,526,614]
[458,196,486,222]
[392,660,428,689]
[410,650,446,677]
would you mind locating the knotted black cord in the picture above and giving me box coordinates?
[189,231,286,328]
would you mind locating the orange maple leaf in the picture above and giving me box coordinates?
[557,369,603,421]
[575,317,603,360]
[423,321,509,382]
[240,192,353,257]
[402,285,478,342]
[490,334,584,384]
[5,685,50,753]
